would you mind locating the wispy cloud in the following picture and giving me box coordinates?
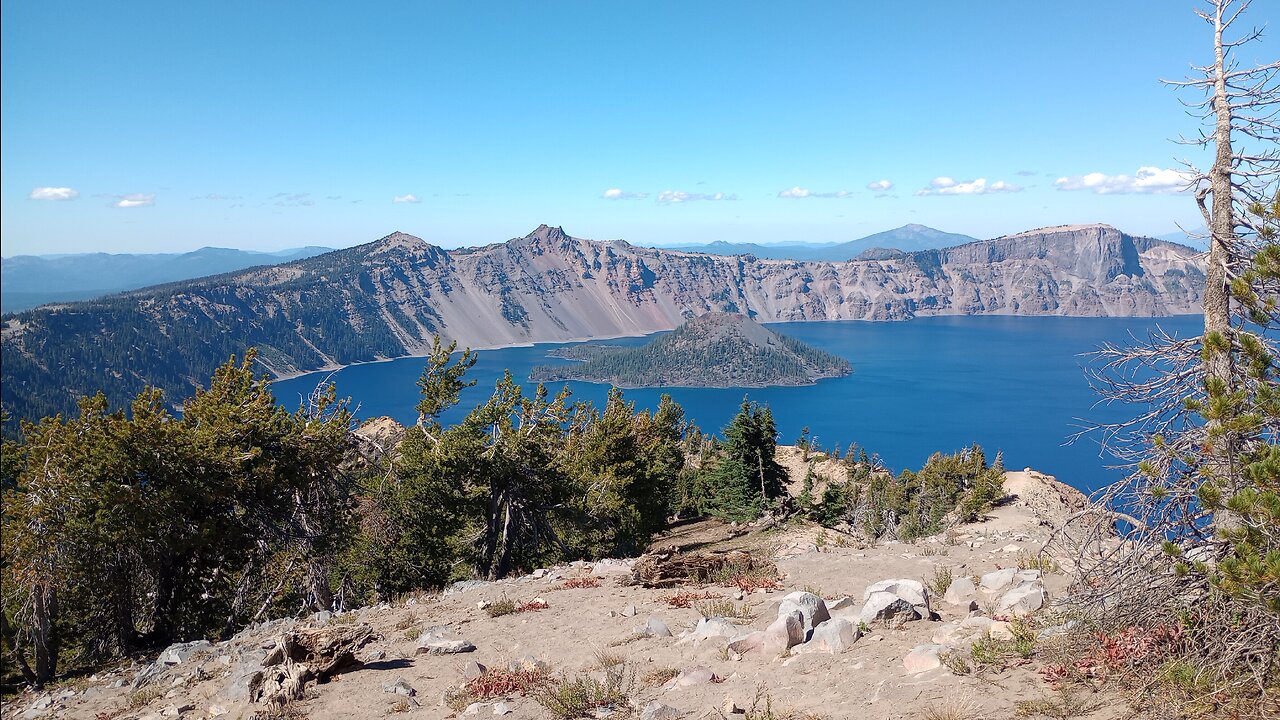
[272,192,314,207]
[777,186,852,199]
[657,190,735,204]
[915,177,1022,196]
[1015,170,1038,177]
[865,180,893,192]
[115,193,155,208]
[1054,167,1193,195]
[393,194,421,204]
[192,192,241,201]
[602,188,648,200]
[29,186,79,201]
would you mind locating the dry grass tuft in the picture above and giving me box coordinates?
[658,590,721,608]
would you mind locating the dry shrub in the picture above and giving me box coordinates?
[537,663,635,719]
[453,666,555,706]
[921,692,981,720]
[658,590,720,608]
[517,598,550,612]
[560,577,601,590]
[642,667,679,686]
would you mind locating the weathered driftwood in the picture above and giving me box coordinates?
[632,549,768,588]
[250,623,375,709]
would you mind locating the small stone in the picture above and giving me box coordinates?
[723,697,745,715]
[640,701,682,720]
[493,702,513,716]
[417,638,476,655]
[668,666,717,688]
[862,579,931,617]
[1001,544,1021,553]
[645,616,672,638]
[463,660,488,680]
[158,640,213,666]
[508,655,547,672]
[383,677,417,696]
[207,706,228,717]
[678,617,739,645]
[312,610,333,623]
[903,644,947,674]
[464,703,484,716]
[997,585,1045,616]
[621,604,638,618]
[532,569,547,579]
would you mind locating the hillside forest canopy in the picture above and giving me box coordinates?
[0,337,1005,687]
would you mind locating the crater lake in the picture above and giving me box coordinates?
[271,314,1204,493]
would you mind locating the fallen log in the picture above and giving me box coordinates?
[250,623,376,709]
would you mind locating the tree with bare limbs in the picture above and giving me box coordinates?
[1057,1,1278,715]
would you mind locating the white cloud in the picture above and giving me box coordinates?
[657,190,735,204]
[915,177,1022,196]
[602,188,648,200]
[115,193,155,208]
[393,194,421,204]
[1054,166,1193,195]
[29,186,79,201]
[778,186,852,199]
[865,180,893,191]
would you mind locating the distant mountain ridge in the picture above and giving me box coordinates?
[530,312,852,387]
[0,246,334,312]
[660,224,978,261]
[1,223,1203,425]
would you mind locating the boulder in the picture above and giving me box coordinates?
[417,638,476,655]
[793,618,857,654]
[382,677,416,696]
[997,584,1045,616]
[903,644,948,674]
[859,591,919,625]
[979,568,1017,592]
[943,577,978,606]
[776,591,831,639]
[862,579,931,618]
[1014,569,1042,586]
[762,611,805,656]
[463,661,487,680]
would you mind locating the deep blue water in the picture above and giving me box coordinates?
[272,315,1205,493]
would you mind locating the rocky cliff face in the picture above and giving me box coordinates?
[1,223,1203,422]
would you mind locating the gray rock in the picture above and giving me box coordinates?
[158,640,213,666]
[859,590,919,625]
[979,568,1017,592]
[418,638,476,655]
[997,584,1045,616]
[862,579,931,617]
[493,702,513,715]
[943,576,978,606]
[677,617,739,645]
[826,595,856,613]
[640,701,683,720]
[776,591,831,639]
[726,631,765,655]
[793,617,858,654]
[463,660,488,680]
[620,604,637,618]
[645,616,672,638]
[508,655,547,672]
[668,666,717,688]
[131,662,169,690]
[762,610,805,656]
[903,644,948,674]
[383,677,417,696]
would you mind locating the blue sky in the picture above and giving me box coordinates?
[2,1,1275,255]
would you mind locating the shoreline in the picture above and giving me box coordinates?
[266,312,1205,386]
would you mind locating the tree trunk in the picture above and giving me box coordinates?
[31,584,58,686]
[307,559,334,613]
[1205,3,1241,530]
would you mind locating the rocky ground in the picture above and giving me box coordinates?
[3,467,1124,720]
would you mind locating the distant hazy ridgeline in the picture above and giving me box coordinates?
[1,223,1202,426]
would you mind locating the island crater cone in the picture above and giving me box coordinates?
[530,311,852,388]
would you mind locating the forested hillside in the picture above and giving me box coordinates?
[531,312,851,387]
